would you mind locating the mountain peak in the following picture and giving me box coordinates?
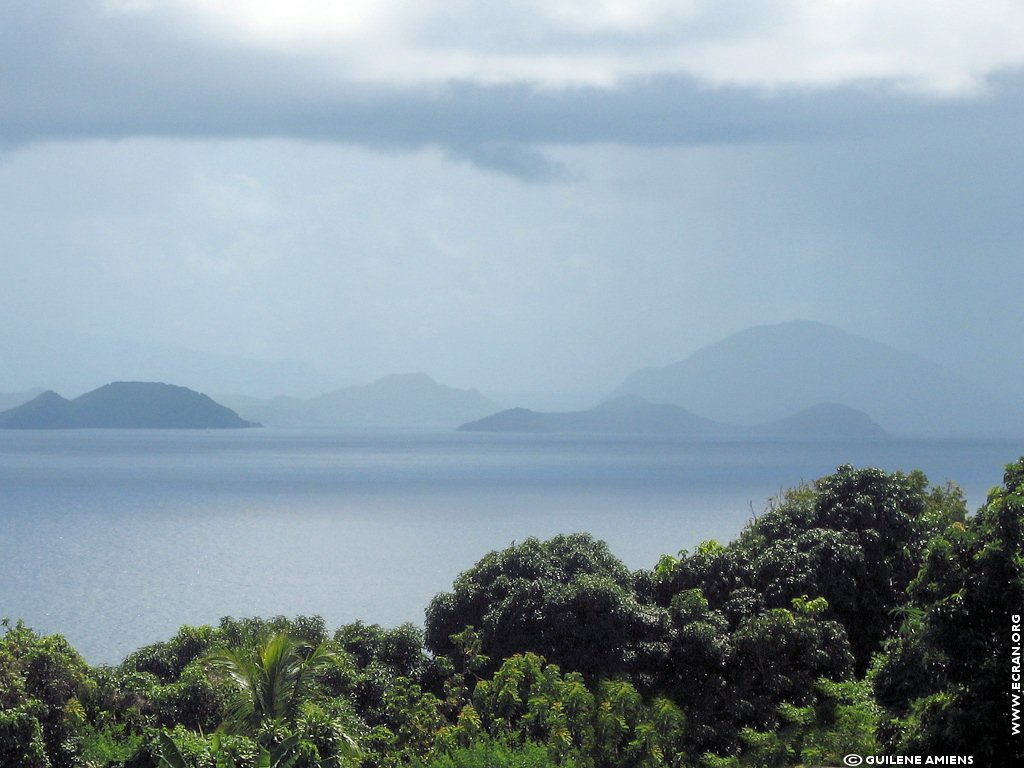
[0,382,256,429]
[221,373,499,428]
[757,402,888,439]
[613,322,1022,437]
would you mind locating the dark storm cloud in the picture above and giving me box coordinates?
[443,142,578,183]
[5,1,1024,181]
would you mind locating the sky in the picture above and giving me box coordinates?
[2,1,1023,402]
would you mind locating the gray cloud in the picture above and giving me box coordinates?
[4,2,1024,181]
[443,142,578,184]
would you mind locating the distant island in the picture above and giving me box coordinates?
[3,321,1018,437]
[0,382,258,429]
[218,372,499,429]
[459,395,887,439]
[611,320,1023,437]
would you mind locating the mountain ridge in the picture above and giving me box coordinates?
[459,395,887,439]
[0,382,257,429]
[219,373,499,429]
[611,320,1021,437]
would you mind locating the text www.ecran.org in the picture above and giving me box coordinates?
[1013,614,1021,735]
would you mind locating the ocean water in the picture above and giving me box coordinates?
[0,429,1019,664]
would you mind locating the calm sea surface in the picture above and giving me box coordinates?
[1,429,1020,664]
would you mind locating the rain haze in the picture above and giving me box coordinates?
[2,0,1023,406]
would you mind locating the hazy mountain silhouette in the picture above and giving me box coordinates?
[752,402,887,439]
[460,395,887,439]
[0,388,45,413]
[459,395,728,435]
[220,373,499,428]
[0,382,257,429]
[612,320,1022,437]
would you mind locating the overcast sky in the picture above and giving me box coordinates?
[2,1,1023,401]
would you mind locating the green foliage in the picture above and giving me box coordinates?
[656,589,731,750]
[747,466,937,671]
[701,679,880,768]
[332,621,439,744]
[789,595,828,617]
[798,680,881,765]
[425,534,666,681]
[155,727,215,768]
[370,677,444,761]
[652,517,863,752]
[652,539,748,611]
[204,633,345,737]
[731,608,853,730]
[418,738,575,768]
[655,465,952,677]
[334,622,427,680]
[79,721,146,767]
[872,458,1024,766]
[218,617,330,651]
[920,480,968,531]
[151,660,221,731]
[438,653,686,768]
[123,625,220,683]
[0,705,49,768]
[0,620,92,768]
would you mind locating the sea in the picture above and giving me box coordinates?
[1,428,1020,665]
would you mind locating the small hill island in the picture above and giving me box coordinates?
[459,396,887,439]
[0,382,258,429]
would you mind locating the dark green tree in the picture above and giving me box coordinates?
[425,534,665,682]
[873,458,1024,766]
[0,621,91,768]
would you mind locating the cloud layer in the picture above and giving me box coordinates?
[112,0,1024,92]
[5,1,1024,161]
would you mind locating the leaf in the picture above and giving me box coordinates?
[156,732,188,768]
[269,734,300,767]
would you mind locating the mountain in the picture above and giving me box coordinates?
[459,395,729,435]
[460,395,886,438]
[753,403,888,439]
[612,321,1023,437]
[0,390,78,429]
[219,373,499,429]
[0,388,45,412]
[0,382,257,429]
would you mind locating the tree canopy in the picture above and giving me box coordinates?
[1,460,1019,768]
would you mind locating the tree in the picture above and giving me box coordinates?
[873,458,1024,766]
[205,633,341,736]
[437,652,685,768]
[654,588,733,752]
[746,467,944,671]
[202,632,359,767]
[0,621,91,768]
[425,534,666,682]
[730,605,854,732]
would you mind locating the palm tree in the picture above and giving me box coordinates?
[160,633,357,768]
[204,632,341,736]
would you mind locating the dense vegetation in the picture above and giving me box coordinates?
[3,460,1022,767]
